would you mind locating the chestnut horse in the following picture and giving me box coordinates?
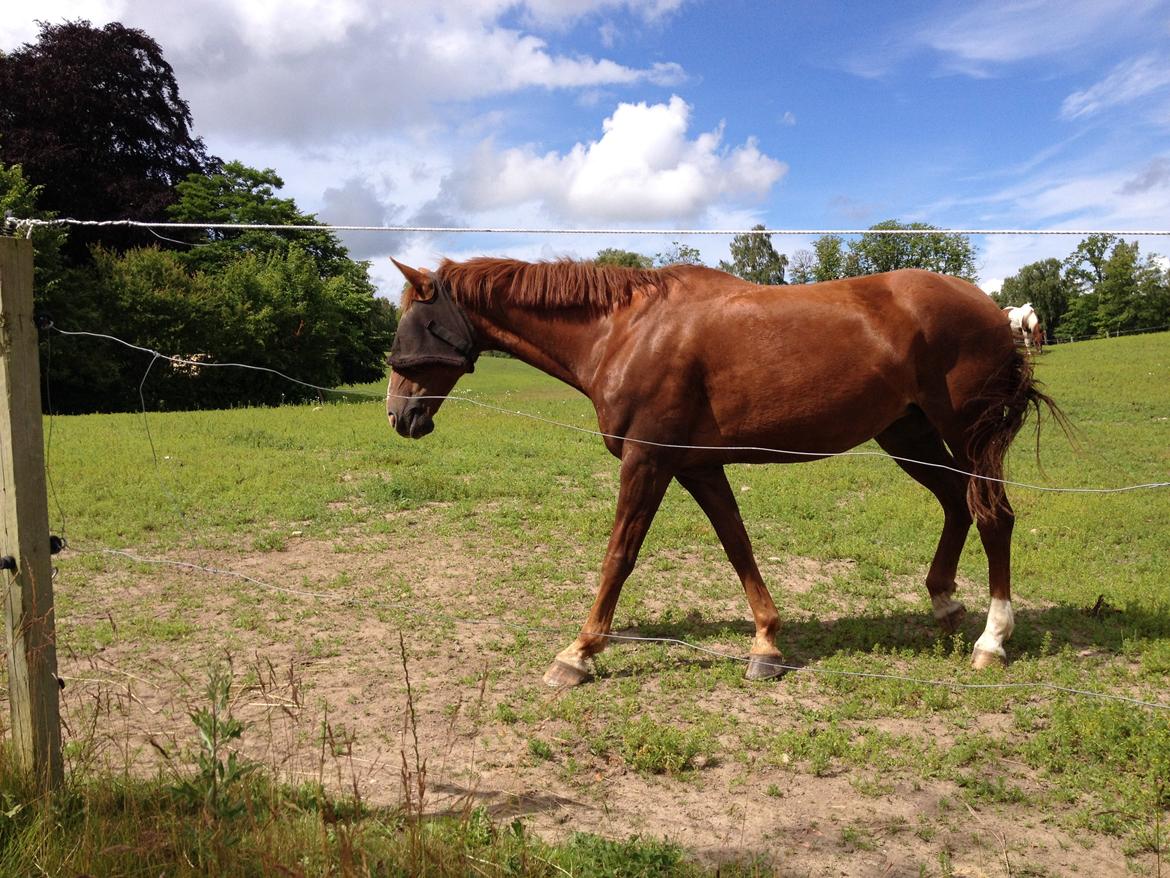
[387,258,1058,687]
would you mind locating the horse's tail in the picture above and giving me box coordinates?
[965,350,1070,524]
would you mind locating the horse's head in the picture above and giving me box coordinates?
[386,259,479,439]
[1030,321,1045,351]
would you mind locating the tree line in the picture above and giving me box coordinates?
[600,220,981,284]
[992,236,1170,341]
[1,21,396,413]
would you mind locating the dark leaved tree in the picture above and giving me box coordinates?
[0,20,216,260]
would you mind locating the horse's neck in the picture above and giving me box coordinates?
[467,303,609,395]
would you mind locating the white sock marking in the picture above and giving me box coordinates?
[974,598,1014,658]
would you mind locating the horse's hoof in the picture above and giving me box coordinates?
[745,653,788,681]
[542,659,592,688]
[971,647,1007,670]
[937,602,967,634]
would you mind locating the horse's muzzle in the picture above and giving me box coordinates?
[391,403,434,439]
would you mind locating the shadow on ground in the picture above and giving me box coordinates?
[606,597,1170,669]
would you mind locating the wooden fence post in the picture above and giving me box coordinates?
[0,236,63,792]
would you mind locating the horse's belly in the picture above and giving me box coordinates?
[704,366,908,455]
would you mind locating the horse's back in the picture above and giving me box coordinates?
[602,268,1015,454]
[659,267,1008,360]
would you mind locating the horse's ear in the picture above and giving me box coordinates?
[391,258,431,298]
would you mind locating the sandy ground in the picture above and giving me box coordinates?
[25,523,1154,878]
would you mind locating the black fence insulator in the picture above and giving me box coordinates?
[0,556,16,572]
[34,312,53,331]
[49,535,65,556]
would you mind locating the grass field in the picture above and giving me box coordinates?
[3,331,1169,875]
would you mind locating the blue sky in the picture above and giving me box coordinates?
[3,0,1170,295]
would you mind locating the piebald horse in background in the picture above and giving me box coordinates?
[1004,303,1044,352]
[386,259,1062,687]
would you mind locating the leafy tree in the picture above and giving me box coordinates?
[1057,291,1099,340]
[170,162,349,276]
[790,226,975,284]
[1063,234,1117,295]
[810,235,847,282]
[1053,235,1170,339]
[844,221,978,282]
[41,245,396,413]
[1095,240,1142,333]
[0,20,216,259]
[595,248,652,269]
[718,224,786,284]
[1131,254,1170,330]
[170,161,396,388]
[996,258,1069,337]
[2,25,395,413]
[38,246,215,412]
[786,238,842,283]
[788,249,816,284]
[1,162,66,291]
[654,241,704,267]
[788,236,847,284]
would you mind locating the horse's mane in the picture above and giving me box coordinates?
[426,258,679,312]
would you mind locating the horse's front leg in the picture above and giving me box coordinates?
[543,450,673,687]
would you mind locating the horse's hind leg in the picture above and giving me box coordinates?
[676,466,784,680]
[874,409,972,634]
[971,501,1015,669]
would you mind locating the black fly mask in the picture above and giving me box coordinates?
[387,273,480,373]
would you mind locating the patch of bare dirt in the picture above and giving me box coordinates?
[27,517,1149,877]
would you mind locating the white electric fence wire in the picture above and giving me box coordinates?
[11,217,1170,237]
[67,545,1170,713]
[52,326,1170,496]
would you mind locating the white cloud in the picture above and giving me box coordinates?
[919,148,1170,234]
[1060,55,1170,119]
[920,0,1161,72]
[318,177,404,260]
[518,0,686,29]
[422,27,684,93]
[0,0,688,144]
[978,235,1072,289]
[229,0,370,57]
[443,96,786,223]
[846,0,1166,78]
